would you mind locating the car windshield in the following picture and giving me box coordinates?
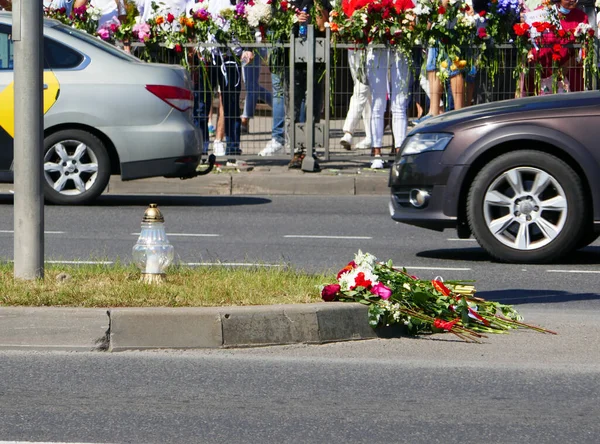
[53,24,140,63]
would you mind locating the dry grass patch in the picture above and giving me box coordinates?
[0,262,333,307]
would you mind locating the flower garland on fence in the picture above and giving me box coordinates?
[321,251,556,343]
[40,0,598,94]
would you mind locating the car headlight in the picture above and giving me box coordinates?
[401,133,453,156]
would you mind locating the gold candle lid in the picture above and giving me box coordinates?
[142,203,164,223]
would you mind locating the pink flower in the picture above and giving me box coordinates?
[133,23,151,42]
[321,284,341,301]
[97,27,110,40]
[370,283,392,300]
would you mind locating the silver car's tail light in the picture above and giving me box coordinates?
[146,85,193,112]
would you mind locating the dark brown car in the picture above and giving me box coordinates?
[389,90,600,263]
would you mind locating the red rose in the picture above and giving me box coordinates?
[110,23,118,32]
[175,44,182,53]
[553,43,562,53]
[557,29,566,38]
[281,0,288,11]
[321,284,341,301]
[352,272,372,290]
[478,10,486,17]
[477,28,487,39]
[167,13,175,23]
[589,29,595,37]
[552,53,561,62]
[438,5,446,14]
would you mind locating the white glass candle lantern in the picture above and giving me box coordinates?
[132,204,174,283]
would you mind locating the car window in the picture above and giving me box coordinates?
[44,37,84,69]
[0,25,13,70]
[53,23,139,62]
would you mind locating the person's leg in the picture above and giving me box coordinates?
[241,52,268,127]
[367,47,389,157]
[270,70,285,145]
[426,47,442,116]
[218,61,242,154]
[450,73,465,110]
[390,50,410,151]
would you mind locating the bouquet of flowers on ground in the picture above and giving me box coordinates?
[321,251,556,343]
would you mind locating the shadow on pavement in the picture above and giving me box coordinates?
[417,246,600,265]
[0,194,273,207]
[477,289,600,305]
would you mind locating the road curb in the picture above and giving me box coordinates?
[107,303,379,351]
[102,173,388,197]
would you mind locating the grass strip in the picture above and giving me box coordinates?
[0,262,333,307]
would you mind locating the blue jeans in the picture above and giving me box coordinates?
[271,71,286,145]
[242,49,272,119]
[270,65,324,145]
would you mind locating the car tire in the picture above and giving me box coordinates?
[43,130,111,205]
[466,150,585,263]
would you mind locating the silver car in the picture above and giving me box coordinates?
[0,12,208,205]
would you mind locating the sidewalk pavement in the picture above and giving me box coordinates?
[0,155,392,197]
[0,303,398,352]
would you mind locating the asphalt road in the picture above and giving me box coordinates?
[1,193,600,306]
[1,304,599,444]
[1,194,599,443]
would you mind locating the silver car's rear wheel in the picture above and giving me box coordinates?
[467,150,586,263]
[43,130,111,205]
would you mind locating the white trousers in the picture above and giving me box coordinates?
[366,48,410,149]
[343,49,372,142]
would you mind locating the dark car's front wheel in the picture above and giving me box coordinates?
[467,150,586,263]
[43,130,111,205]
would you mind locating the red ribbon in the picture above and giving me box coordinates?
[433,318,459,331]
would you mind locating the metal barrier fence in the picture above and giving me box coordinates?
[131,31,598,163]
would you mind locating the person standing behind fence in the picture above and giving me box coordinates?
[259,0,330,165]
[338,0,372,151]
[240,34,272,135]
[366,0,415,169]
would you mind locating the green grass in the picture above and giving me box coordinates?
[0,262,334,307]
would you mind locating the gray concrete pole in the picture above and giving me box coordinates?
[13,0,45,280]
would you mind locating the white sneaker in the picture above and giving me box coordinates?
[258,139,284,156]
[355,139,372,150]
[213,140,226,156]
[371,156,385,169]
[340,132,352,150]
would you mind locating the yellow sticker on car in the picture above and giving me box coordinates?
[0,71,60,138]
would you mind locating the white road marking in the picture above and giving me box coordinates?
[283,235,372,240]
[403,266,472,271]
[446,238,477,242]
[0,230,64,234]
[0,442,112,444]
[184,262,283,267]
[45,261,114,265]
[546,269,600,274]
[131,233,220,237]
